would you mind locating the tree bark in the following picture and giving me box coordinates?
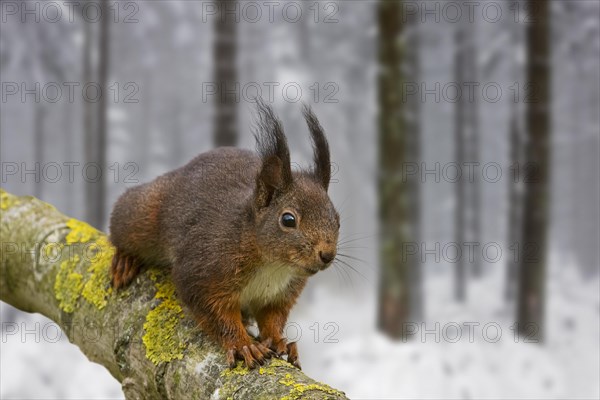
[0,190,348,400]
[377,0,422,339]
[403,6,424,327]
[516,0,551,342]
[505,17,525,303]
[83,0,109,231]
[454,6,482,296]
[505,106,525,302]
[213,0,238,147]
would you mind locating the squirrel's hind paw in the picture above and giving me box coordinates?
[110,250,142,289]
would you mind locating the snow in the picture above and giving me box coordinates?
[2,250,597,399]
[292,253,600,399]
[0,311,123,399]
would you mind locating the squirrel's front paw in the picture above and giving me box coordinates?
[286,342,301,369]
[261,337,288,356]
[261,338,301,369]
[225,342,274,369]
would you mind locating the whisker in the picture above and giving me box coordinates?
[336,253,370,265]
[335,258,369,283]
[334,263,350,289]
[336,195,352,215]
[337,234,377,246]
[336,244,370,251]
[338,232,373,240]
[336,262,354,289]
[332,263,343,287]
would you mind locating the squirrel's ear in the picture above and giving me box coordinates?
[253,99,293,208]
[255,155,285,208]
[302,105,331,191]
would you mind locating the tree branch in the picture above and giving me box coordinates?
[0,189,348,400]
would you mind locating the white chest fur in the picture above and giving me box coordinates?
[240,263,294,311]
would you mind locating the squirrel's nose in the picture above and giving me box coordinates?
[319,251,335,265]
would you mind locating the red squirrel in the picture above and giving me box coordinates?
[108,100,339,369]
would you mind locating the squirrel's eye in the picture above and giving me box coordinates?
[281,213,297,228]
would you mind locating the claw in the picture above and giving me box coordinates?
[240,345,258,369]
[226,338,275,369]
[261,337,273,349]
[261,337,287,356]
[226,348,236,368]
[256,342,274,358]
[286,342,301,369]
[249,344,266,365]
[110,251,143,289]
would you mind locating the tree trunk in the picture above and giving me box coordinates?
[517,0,551,342]
[505,107,525,302]
[213,0,238,147]
[0,189,348,400]
[404,7,424,326]
[454,6,482,301]
[377,0,421,339]
[83,0,109,230]
[505,18,525,302]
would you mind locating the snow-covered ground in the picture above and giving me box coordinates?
[2,252,598,399]
[0,310,123,399]
[298,253,600,399]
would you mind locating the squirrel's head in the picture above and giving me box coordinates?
[252,100,339,276]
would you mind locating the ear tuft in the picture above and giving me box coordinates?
[253,98,292,207]
[302,104,331,190]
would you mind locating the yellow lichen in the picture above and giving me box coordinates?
[0,189,19,210]
[257,358,294,378]
[142,269,187,364]
[81,236,113,309]
[54,255,83,313]
[279,373,295,386]
[221,363,251,377]
[223,351,289,378]
[259,365,277,376]
[65,218,98,244]
[278,372,344,400]
[54,219,113,311]
[281,383,343,400]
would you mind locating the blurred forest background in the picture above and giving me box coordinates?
[1,0,599,399]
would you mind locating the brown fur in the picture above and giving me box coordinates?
[109,101,339,368]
